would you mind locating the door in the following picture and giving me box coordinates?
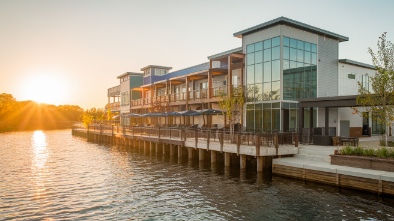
[340,120,350,137]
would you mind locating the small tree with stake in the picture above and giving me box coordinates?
[218,85,245,135]
[355,32,394,146]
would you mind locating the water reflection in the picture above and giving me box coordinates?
[32,130,48,169]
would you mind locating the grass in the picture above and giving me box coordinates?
[337,146,394,159]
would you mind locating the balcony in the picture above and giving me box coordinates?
[212,85,227,98]
[106,102,120,112]
[108,85,120,97]
[189,89,208,101]
[170,92,187,102]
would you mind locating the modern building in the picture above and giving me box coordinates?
[106,16,377,137]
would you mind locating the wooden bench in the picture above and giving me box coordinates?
[340,137,359,147]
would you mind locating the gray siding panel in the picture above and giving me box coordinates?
[317,36,339,97]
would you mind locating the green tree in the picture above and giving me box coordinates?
[356,32,394,146]
[218,85,245,134]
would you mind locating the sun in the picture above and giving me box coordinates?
[20,71,69,105]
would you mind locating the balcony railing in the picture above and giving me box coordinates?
[108,85,120,97]
[189,89,208,100]
[170,92,187,102]
[212,85,227,98]
[106,102,120,111]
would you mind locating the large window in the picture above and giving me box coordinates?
[246,36,281,102]
[283,36,317,100]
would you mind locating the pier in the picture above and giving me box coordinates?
[72,124,299,172]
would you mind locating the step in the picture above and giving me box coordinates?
[294,154,331,163]
[298,148,335,156]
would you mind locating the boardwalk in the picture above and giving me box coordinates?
[73,124,299,172]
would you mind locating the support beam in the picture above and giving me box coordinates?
[210,150,217,164]
[188,147,193,160]
[178,145,182,158]
[257,156,272,172]
[240,155,246,170]
[199,149,205,161]
[224,153,231,167]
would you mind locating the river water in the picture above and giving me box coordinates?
[1,130,394,220]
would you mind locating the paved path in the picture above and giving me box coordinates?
[273,144,394,182]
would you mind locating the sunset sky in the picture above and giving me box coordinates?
[1,0,393,109]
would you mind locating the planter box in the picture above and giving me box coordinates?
[331,154,394,172]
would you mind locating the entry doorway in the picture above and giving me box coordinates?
[340,120,350,137]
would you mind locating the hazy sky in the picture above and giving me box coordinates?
[1,0,393,109]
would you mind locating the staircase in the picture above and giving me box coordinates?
[293,145,337,163]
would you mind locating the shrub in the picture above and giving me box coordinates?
[338,146,394,159]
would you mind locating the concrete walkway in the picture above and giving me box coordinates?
[273,144,394,183]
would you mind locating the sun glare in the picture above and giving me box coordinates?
[20,71,69,105]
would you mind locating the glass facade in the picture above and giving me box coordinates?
[245,36,318,132]
[246,36,281,102]
[283,36,317,100]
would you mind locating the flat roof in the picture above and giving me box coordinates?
[207,47,243,60]
[117,72,143,79]
[338,59,376,70]
[233,16,349,42]
[140,65,172,71]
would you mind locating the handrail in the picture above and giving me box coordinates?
[83,124,298,148]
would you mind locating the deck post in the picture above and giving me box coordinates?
[170,144,174,157]
[199,149,205,161]
[188,147,193,160]
[240,155,246,170]
[178,145,182,158]
[210,150,216,164]
[224,153,231,167]
[150,142,154,155]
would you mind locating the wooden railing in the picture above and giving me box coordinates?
[85,124,298,149]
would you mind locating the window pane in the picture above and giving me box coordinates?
[272,102,280,108]
[255,63,263,83]
[263,82,271,100]
[290,61,297,69]
[272,36,280,47]
[290,48,297,61]
[255,50,263,63]
[255,109,262,131]
[311,53,317,65]
[247,53,255,65]
[311,44,317,53]
[297,40,304,50]
[272,81,280,100]
[290,38,297,48]
[304,51,311,64]
[283,46,290,60]
[247,85,254,102]
[297,49,304,62]
[255,84,263,101]
[247,44,255,53]
[264,48,271,62]
[283,60,290,71]
[246,110,254,131]
[272,60,280,81]
[247,65,254,84]
[305,42,311,51]
[283,36,289,47]
[264,39,271,49]
[263,108,271,132]
[263,61,271,82]
[255,42,263,51]
[272,46,280,60]
[272,109,280,131]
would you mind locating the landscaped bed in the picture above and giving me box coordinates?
[331,146,394,172]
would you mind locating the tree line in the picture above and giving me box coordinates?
[0,93,109,132]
